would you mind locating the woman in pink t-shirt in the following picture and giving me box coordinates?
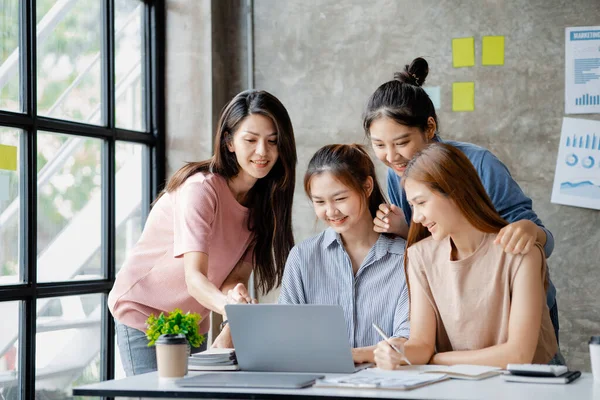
[109,90,297,376]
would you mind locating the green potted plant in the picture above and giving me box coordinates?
[145,308,205,348]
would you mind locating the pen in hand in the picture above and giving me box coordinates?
[372,323,412,366]
[382,203,390,221]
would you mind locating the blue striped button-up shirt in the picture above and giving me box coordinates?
[278,228,410,348]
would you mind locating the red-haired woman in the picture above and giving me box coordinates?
[373,143,560,369]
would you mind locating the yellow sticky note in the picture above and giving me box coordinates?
[0,144,17,171]
[452,82,475,112]
[482,36,505,66]
[452,37,475,67]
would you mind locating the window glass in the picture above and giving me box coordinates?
[0,128,21,285]
[37,132,102,282]
[115,0,145,131]
[0,0,21,112]
[115,141,144,272]
[36,0,102,124]
[35,294,102,399]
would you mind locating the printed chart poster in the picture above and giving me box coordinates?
[565,26,600,114]
[551,118,600,210]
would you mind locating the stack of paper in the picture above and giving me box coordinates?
[314,365,501,391]
[188,348,239,371]
[315,369,448,391]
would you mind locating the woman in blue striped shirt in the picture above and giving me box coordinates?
[278,144,409,364]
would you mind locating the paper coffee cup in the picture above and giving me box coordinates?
[155,333,189,379]
[590,336,600,381]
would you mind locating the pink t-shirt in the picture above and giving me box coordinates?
[108,172,254,334]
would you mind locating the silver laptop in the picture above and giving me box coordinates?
[225,304,372,374]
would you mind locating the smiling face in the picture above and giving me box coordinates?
[404,177,465,241]
[227,114,279,183]
[308,171,371,235]
[369,117,435,177]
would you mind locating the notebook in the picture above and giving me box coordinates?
[176,372,324,389]
[188,348,239,371]
[397,364,502,380]
[502,370,581,384]
[314,369,448,391]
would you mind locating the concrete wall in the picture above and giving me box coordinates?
[165,0,248,177]
[166,0,600,371]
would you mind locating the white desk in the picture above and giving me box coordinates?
[73,371,600,400]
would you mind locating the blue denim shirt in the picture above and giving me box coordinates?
[387,137,557,308]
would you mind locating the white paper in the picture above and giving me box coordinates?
[0,174,9,201]
[317,369,446,389]
[423,86,441,110]
[565,26,600,114]
[551,117,600,210]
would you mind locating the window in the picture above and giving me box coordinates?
[0,1,164,398]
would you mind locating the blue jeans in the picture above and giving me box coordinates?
[116,320,207,377]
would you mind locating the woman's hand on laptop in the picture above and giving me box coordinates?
[226,283,258,304]
[374,339,407,370]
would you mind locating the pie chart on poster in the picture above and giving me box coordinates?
[565,154,578,166]
[582,156,595,169]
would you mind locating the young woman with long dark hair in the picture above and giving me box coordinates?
[363,57,560,344]
[109,89,297,376]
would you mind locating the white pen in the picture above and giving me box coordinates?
[382,203,390,221]
[372,322,412,365]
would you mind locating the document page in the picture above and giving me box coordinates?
[316,369,447,390]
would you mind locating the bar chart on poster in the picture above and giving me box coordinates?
[565,26,600,114]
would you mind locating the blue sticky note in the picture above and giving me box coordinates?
[423,86,441,110]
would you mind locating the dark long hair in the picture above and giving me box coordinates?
[158,89,297,294]
[363,57,438,136]
[303,144,388,220]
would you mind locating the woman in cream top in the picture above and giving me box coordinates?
[374,143,558,369]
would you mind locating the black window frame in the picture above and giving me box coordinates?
[0,1,165,398]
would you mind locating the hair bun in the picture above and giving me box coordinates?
[393,57,429,87]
